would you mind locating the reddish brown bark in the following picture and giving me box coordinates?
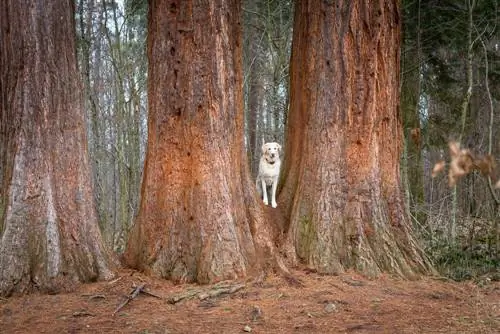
[124,0,277,283]
[0,0,115,296]
[280,0,434,277]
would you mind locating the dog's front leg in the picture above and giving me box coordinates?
[271,178,278,208]
[261,179,269,206]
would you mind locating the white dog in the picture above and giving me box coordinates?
[256,141,282,208]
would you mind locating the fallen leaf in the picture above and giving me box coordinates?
[432,161,445,177]
[449,141,460,157]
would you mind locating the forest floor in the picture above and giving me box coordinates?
[1,269,499,334]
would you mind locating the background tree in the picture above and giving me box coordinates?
[0,0,114,296]
[401,0,499,279]
[242,0,293,176]
[124,0,281,283]
[279,0,434,277]
[401,0,425,224]
[76,0,148,251]
[243,0,266,174]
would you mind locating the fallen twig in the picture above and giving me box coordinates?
[141,289,163,299]
[108,276,124,285]
[113,283,146,316]
[198,283,245,300]
[167,289,202,304]
[168,282,246,304]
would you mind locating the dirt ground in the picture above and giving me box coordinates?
[1,269,499,334]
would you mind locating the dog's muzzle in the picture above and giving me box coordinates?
[266,156,277,165]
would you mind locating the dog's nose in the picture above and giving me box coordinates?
[270,153,275,158]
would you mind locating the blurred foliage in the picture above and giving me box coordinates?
[402,0,499,279]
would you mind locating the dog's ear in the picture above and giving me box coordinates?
[261,143,267,154]
[277,143,282,152]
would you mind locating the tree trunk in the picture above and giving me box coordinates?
[124,0,277,283]
[401,0,425,223]
[280,0,434,278]
[247,34,264,176]
[0,0,115,296]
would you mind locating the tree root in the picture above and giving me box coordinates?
[275,256,304,287]
[167,282,246,304]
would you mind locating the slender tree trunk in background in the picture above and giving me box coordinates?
[78,0,110,243]
[248,69,264,176]
[244,0,265,176]
[401,0,425,223]
[450,0,475,243]
[77,1,146,251]
[280,0,434,278]
[478,33,500,262]
[0,0,114,296]
[124,0,278,283]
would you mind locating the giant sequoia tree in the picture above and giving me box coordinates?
[279,0,434,277]
[124,0,279,283]
[0,0,114,296]
[125,0,436,283]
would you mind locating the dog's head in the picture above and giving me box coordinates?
[261,142,282,163]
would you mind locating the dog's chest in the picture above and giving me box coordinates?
[260,160,280,182]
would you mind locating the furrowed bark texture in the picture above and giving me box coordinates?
[124,0,275,283]
[280,0,434,278]
[0,0,114,296]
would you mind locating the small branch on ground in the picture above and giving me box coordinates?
[198,283,245,300]
[167,289,201,304]
[141,289,163,299]
[113,283,145,315]
[168,282,246,304]
[108,276,124,285]
[112,283,162,315]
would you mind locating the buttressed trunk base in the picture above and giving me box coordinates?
[124,0,280,283]
[279,0,434,278]
[0,0,115,296]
